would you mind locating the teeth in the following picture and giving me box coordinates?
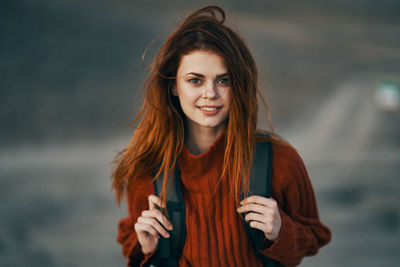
[201,107,218,111]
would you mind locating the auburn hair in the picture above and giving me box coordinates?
[112,5,275,207]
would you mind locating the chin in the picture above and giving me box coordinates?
[197,120,227,130]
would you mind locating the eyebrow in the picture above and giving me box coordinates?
[185,72,228,79]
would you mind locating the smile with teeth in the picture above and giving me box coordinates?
[200,106,221,111]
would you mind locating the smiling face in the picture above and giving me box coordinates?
[173,50,231,135]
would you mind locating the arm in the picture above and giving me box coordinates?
[261,142,331,266]
[117,176,164,267]
[237,142,331,266]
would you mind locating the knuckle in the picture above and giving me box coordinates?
[145,224,152,232]
[153,209,161,215]
[246,213,254,221]
[151,220,158,227]
[160,218,167,226]
[155,213,163,221]
[251,204,259,211]
[149,194,159,203]
[266,208,274,216]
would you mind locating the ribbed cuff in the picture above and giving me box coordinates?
[260,209,294,260]
[128,242,155,267]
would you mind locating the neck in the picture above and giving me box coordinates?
[185,123,226,155]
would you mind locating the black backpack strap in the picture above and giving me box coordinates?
[148,168,186,267]
[149,136,276,266]
[240,140,276,267]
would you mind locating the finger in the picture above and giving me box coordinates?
[138,217,170,238]
[241,195,277,207]
[244,212,273,224]
[148,194,164,210]
[249,220,272,235]
[141,209,173,230]
[134,222,159,239]
[237,203,269,214]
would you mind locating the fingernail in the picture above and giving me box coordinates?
[166,233,170,238]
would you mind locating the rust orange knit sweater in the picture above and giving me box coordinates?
[117,134,331,266]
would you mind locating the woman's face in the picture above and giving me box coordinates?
[174,50,230,134]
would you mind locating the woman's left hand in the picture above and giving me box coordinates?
[237,195,281,241]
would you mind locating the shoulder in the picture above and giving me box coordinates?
[256,131,304,170]
[272,140,304,170]
[258,134,309,190]
[260,137,316,208]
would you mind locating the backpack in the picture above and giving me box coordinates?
[148,139,277,267]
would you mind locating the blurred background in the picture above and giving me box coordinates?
[1,0,400,266]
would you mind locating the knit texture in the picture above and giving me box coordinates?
[117,134,331,267]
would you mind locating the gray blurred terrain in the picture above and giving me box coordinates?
[1,0,400,266]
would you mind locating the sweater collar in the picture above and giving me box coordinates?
[178,131,226,178]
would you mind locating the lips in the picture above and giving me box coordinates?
[197,105,223,115]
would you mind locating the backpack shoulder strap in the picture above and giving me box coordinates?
[240,137,276,267]
[250,140,273,198]
[149,135,275,266]
[149,168,186,267]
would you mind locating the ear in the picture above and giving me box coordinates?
[172,85,178,96]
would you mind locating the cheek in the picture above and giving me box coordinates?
[222,89,231,107]
[177,84,198,102]
[178,90,193,104]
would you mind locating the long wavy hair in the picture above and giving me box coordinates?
[112,5,274,207]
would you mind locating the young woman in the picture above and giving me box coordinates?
[112,6,331,267]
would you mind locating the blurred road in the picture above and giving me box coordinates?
[287,73,400,267]
[1,1,400,266]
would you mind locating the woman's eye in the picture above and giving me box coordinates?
[189,78,201,85]
[217,78,229,86]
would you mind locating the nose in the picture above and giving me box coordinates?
[202,81,217,99]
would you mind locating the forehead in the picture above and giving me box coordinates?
[177,50,228,76]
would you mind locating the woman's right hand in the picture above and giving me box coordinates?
[134,194,173,255]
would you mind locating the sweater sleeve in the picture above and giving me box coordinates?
[260,142,331,266]
[116,176,155,267]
